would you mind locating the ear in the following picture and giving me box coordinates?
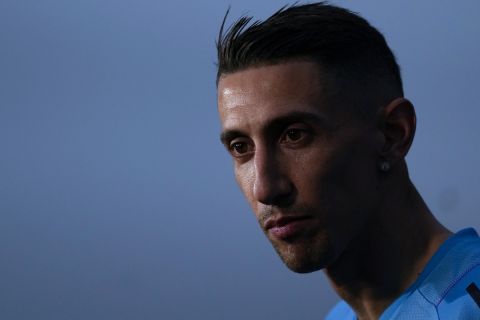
[378,98,416,164]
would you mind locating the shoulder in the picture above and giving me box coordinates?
[419,228,480,304]
[382,228,480,319]
[436,264,480,319]
[417,228,480,318]
[325,300,356,320]
[325,229,480,319]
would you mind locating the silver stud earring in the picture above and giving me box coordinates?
[380,161,390,172]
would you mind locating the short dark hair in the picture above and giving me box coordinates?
[216,2,404,118]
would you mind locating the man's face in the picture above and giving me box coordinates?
[217,61,382,273]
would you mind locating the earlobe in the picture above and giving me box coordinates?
[378,161,391,172]
[378,98,416,165]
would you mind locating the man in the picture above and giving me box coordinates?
[215,3,480,319]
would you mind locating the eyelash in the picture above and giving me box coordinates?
[281,128,306,142]
[227,126,313,158]
[229,140,253,157]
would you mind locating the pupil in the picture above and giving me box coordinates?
[234,143,245,153]
[288,130,300,140]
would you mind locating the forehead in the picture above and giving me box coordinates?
[217,61,331,129]
[218,61,324,108]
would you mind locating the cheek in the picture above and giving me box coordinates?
[294,140,378,211]
[287,148,330,195]
[234,163,256,203]
[319,141,380,225]
[342,141,380,202]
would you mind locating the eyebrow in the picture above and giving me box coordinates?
[219,111,328,145]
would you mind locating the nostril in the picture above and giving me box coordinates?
[252,149,294,206]
[253,178,295,207]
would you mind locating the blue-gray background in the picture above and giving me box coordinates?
[1,0,478,319]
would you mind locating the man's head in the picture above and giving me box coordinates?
[216,2,404,120]
[216,3,416,273]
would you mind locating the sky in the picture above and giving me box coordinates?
[0,1,479,319]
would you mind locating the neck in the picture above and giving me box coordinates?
[324,169,451,320]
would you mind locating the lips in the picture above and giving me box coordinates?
[264,215,312,240]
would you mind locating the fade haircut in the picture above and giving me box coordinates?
[216,2,404,119]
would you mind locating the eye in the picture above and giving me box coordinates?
[231,142,247,154]
[281,127,311,144]
[229,140,252,157]
[284,129,303,142]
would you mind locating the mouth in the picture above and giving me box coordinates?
[264,215,312,240]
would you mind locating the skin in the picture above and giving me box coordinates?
[217,61,451,320]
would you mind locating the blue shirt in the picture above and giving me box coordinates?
[326,228,480,319]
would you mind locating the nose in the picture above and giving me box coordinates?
[252,147,294,206]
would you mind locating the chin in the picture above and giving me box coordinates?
[284,260,324,274]
[273,240,332,274]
